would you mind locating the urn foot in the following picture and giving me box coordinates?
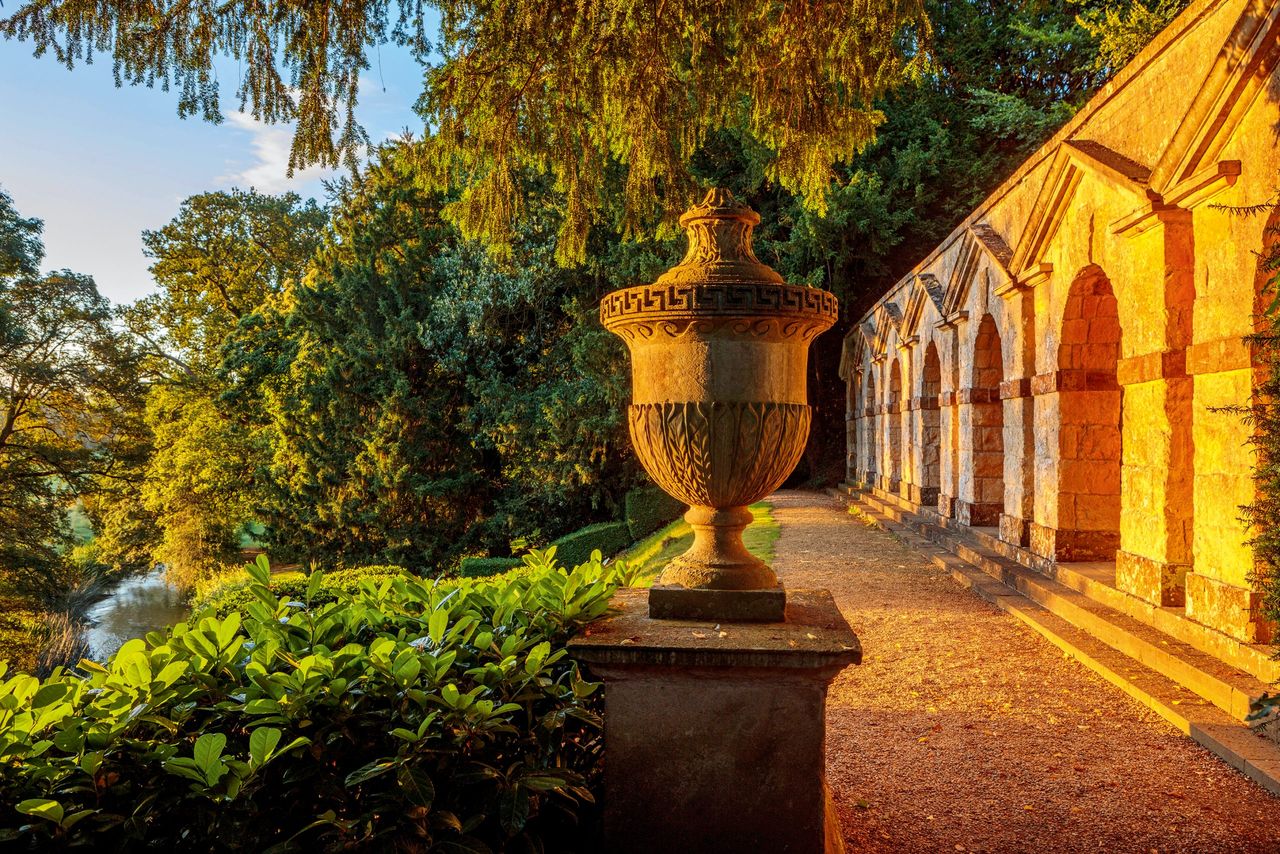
[657,506,775,590]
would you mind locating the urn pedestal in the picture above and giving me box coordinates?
[568,589,860,854]
[600,189,838,620]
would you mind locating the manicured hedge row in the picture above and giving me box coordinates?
[550,521,633,568]
[0,552,639,850]
[623,486,685,541]
[191,564,407,616]
[459,557,523,578]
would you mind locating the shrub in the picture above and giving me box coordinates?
[191,564,408,616]
[623,487,685,541]
[0,599,45,675]
[549,522,633,569]
[0,552,634,850]
[460,557,523,578]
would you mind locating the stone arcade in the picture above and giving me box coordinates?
[841,0,1280,647]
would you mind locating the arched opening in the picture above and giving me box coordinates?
[968,315,1004,527]
[865,373,878,483]
[1056,266,1122,561]
[921,342,942,502]
[889,359,903,489]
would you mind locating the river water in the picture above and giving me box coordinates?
[84,568,190,661]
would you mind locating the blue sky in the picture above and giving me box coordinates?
[0,40,428,305]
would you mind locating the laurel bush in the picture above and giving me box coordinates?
[0,551,636,851]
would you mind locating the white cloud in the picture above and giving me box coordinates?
[219,111,338,193]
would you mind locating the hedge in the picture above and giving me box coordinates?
[459,557,523,578]
[0,551,641,850]
[549,522,633,568]
[623,487,686,541]
[191,564,408,616]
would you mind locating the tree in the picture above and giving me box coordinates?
[230,148,639,570]
[125,189,327,589]
[0,188,146,605]
[1,0,931,261]
[1077,0,1190,71]
[133,190,328,373]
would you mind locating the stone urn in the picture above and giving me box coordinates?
[601,189,838,620]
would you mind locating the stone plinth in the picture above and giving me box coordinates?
[569,588,861,854]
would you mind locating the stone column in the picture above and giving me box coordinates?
[1117,210,1195,606]
[998,286,1036,548]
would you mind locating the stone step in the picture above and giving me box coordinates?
[846,489,1272,721]
[835,489,1280,796]
[847,486,1280,685]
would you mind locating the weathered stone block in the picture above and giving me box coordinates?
[999,513,1030,547]
[957,498,1002,527]
[649,583,787,622]
[1116,550,1188,607]
[907,483,939,506]
[1185,572,1274,644]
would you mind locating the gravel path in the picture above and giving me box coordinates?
[769,490,1280,854]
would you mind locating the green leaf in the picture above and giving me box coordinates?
[215,612,242,650]
[16,799,63,825]
[306,569,324,601]
[428,608,448,646]
[155,661,188,686]
[249,554,271,584]
[249,727,282,766]
[31,683,70,708]
[524,641,550,674]
[499,787,530,834]
[244,698,281,715]
[193,732,227,772]
[345,759,397,787]
[397,765,436,808]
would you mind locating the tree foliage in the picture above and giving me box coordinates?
[233,151,639,571]
[0,188,146,605]
[1077,0,1189,71]
[1,0,930,261]
[126,189,327,589]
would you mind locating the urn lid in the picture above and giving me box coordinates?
[654,189,785,287]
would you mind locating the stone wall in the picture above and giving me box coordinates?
[839,0,1280,644]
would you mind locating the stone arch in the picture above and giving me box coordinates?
[1056,265,1122,561]
[966,314,1005,527]
[920,341,943,502]
[889,358,903,489]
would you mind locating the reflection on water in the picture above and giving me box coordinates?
[84,569,190,661]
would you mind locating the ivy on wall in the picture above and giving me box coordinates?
[1245,203,1280,634]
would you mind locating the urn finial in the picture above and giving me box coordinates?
[655,189,785,287]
